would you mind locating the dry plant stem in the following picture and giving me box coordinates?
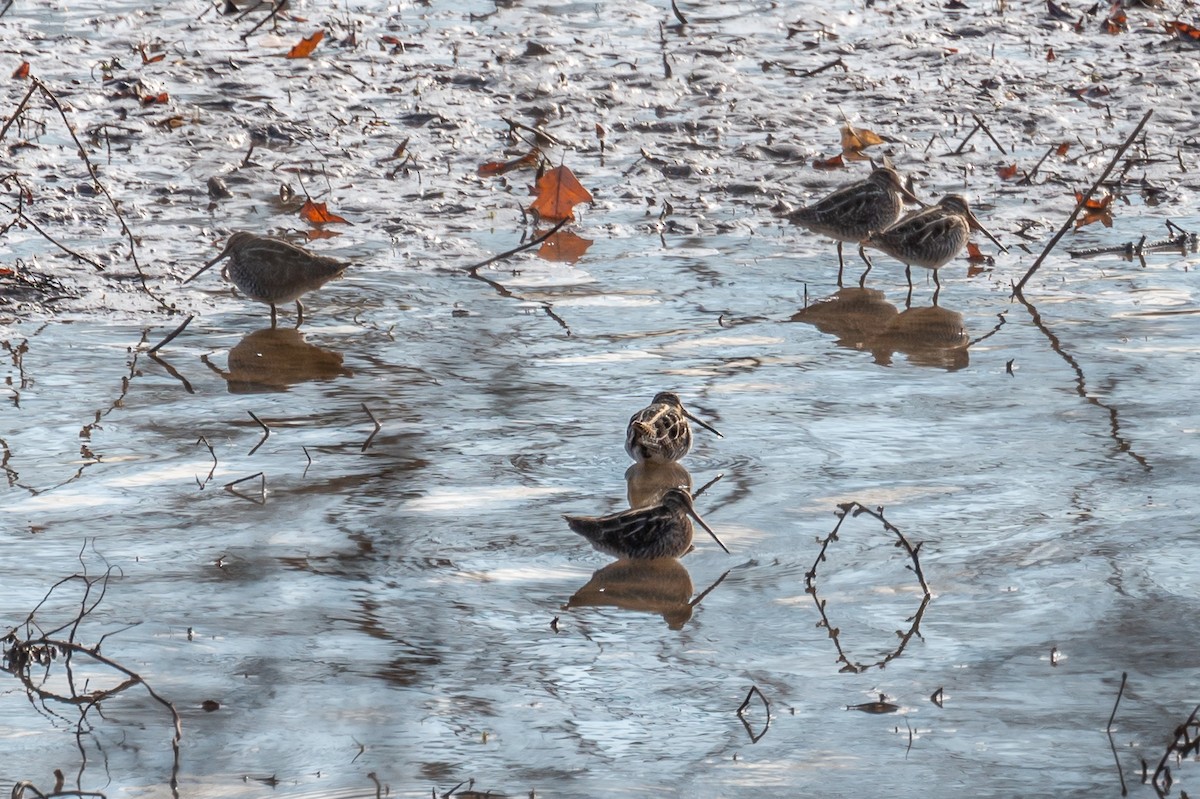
[29,79,168,309]
[688,569,730,609]
[465,218,572,336]
[5,204,108,271]
[223,471,266,503]
[147,351,196,394]
[0,80,38,142]
[971,113,1008,155]
[146,315,194,354]
[736,685,770,743]
[1152,704,1200,793]
[1013,109,1154,295]
[1107,671,1127,731]
[670,0,688,25]
[1018,144,1057,186]
[951,120,981,155]
[247,411,270,456]
[361,402,381,452]
[240,0,288,39]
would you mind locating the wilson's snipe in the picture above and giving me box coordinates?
[788,166,919,285]
[625,391,722,464]
[564,487,729,559]
[865,194,1001,294]
[184,232,347,327]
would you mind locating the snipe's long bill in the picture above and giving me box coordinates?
[185,231,348,327]
[625,391,722,464]
[787,166,920,286]
[866,194,1002,294]
[564,487,730,560]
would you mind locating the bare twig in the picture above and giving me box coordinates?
[361,402,381,452]
[736,685,770,743]
[1107,671,1127,731]
[1013,109,1153,295]
[971,112,1007,155]
[669,0,688,25]
[223,472,266,503]
[195,436,217,488]
[146,315,194,354]
[247,411,270,456]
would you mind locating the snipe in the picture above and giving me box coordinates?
[184,232,347,327]
[788,166,919,285]
[564,487,729,559]
[625,391,722,464]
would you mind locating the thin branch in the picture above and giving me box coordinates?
[1013,110,1153,295]
[361,402,381,452]
[146,316,194,354]
[247,411,270,456]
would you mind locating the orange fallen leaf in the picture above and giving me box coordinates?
[141,91,169,105]
[1076,210,1113,229]
[966,242,994,264]
[478,149,539,177]
[286,30,324,59]
[812,153,845,170]
[13,61,30,79]
[299,198,350,225]
[1046,46,1056,61]
[139,45,166,64]
[1056,141,1071,157]
[840,124,885,156]
[1165,20,1200,43]
[538,230,594,263]
[529,165,593,223]
[996,163,1020,181]
[304,228,342,241]
[1074,191,1112,211]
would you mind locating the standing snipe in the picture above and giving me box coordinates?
[625,391,722,464]
[564,487,729,559]
[184,232,348,327]
[787,166,919,285]
[865,194,1001,298]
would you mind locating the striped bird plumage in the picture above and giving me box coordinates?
[564,487,728,560]
[625,391,722,464]
[185,232,348,327]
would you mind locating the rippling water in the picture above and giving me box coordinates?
[2,1,1199,797]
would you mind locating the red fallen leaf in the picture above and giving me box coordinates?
[1075,210,1113,229]
[304,228,342,241]
[538,230,594,263]
[13,61,30,79]
[139,46,165,64]
[812,153,845,170]
[477,149,539,177]
[286,30,324,59]
[996,163,1020,180]
[966,242,994,264]
[1165,19,1200,43]
[141,91,169,105]
[1074,190,1112,211]
[0,267,14,276]
[299,198,350,225]
[1056,141,1071,157]
[380,35,403,45]
[529,165,593,222]
[1046,46,1056,61]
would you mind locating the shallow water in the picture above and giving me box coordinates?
[3,1,1200,797]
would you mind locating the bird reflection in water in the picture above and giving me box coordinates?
[566,557,732,631]
[790,286,898,350]
[868,305,970,371]
[203,326,353,393]
[625,460,693,509]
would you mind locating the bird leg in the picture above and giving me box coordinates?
[856,244,874,288]
[905,265,913,290]
[295,300,305,328]
[835,241,845,287]
[270,304,278,329]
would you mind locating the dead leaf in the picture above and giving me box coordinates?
[529,165,593,223]
[966,242,994,264]
[304,228,342,241]
[996,163,1020,181]
[141,91,169,105]
[286,31,325,59]
[538,230,594,263]
[1074,191,1112,211]
[478,149,539,177]
[1056,141,1071,157]
[13,61,30,79]
[840,124,885,156]
[812,153,845,170]
[299,198,350,225]
[139,45,166,64]
[1046,46,1056,61]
